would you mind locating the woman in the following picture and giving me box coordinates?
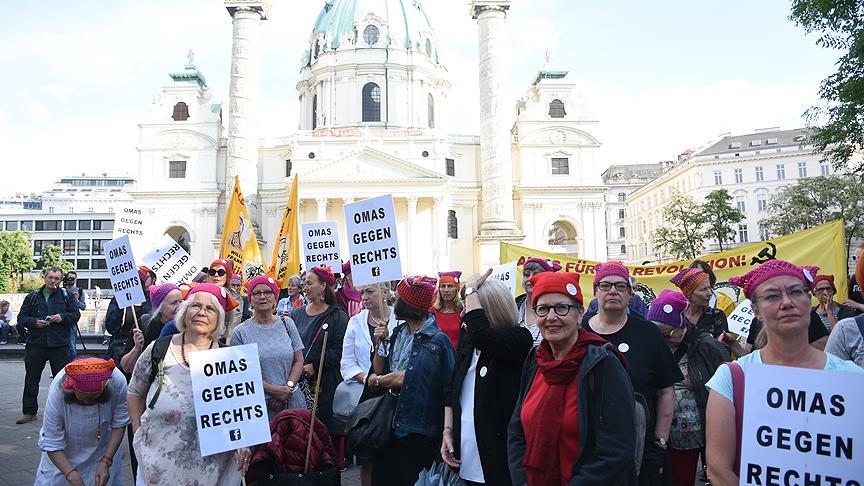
[128,284,252,485]
[121,284,182,375]
[812,274,858,332]
[365,276,455,486]
[291,266,348,434]
[35,358,128,486]
[648,290,729,486]
[232,275,307,417]
[441,271,533,485]
[0,299,12,344]
[509,271,638,485]
[276,275,305,316]
[336,262,363,318]
[705,260,864,485]
[206,259,242,340]
[671,267,728,338]
[516,258,562,347]
[432,271,464,349]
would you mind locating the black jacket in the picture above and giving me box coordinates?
[104,295,152,363]
[303,306,348,434]
[444,309,533,485]
[694,307,728,338]
[18,286,81,348]
[508,344,639,486]
[673,325,730,423]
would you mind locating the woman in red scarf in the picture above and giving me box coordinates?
[508,272,638,485]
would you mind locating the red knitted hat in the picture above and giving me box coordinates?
[63,358,115,393]
[396,276,438,312]
[437,271,462,289]
[311,266,336,286]
[670,268,709,297]
[812,274,835,289]
[529,272,583,306]
[729,259,819,299]
[208,259,233,282]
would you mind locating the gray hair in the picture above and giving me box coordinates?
[286,275,302,288]
[174,292,226,338]
[476,278,518,329]
[0,300,8,307]
[523,262,547,274]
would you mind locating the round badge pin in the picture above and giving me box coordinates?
[566,283,578,296]
[479,366,488,378]
[618,343,630,353]
[802,268,814,283]
[663,304,673,314]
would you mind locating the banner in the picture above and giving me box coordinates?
[344,194,402,287]
[189,344,270,457]
[739,364,864,485]
[142,234,202,285]
[500,220,848,306]
[268,175,300,287]
[220,177,267,283]
[301,221,341,271]
[104,235,146,308]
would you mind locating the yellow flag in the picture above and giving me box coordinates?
[269,175,301,287]
[220,176,267,283]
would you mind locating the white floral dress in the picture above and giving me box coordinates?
[128,341,241,486]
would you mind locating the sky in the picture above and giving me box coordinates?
[0,0,841,195]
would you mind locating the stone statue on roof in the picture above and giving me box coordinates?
[187,49,195,67]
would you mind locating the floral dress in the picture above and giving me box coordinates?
[128,341,241,486]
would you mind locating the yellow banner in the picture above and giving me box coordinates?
[268,175,301,287]
[220,177,267,283]
[500,220,848,306]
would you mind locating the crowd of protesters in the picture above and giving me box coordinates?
[8,244,864,485]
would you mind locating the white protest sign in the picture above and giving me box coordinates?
[728,299,754,340]
[301,221,341,271]
[344,195,402,286]
[490,261,518,296]
[104,235,146,308]
[739,364,864,485]
[113,203,148,239]
[189,344,270,457]
[141,234,202,285]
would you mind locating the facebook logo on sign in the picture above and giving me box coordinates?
[372,267,381,277]
[229,429,242,441]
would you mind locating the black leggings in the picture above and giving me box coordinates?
[372,432,438,486]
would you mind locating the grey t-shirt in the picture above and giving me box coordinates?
[231,316,307,413]
[825,317,864,369]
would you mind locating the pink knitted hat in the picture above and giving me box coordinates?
[729,259,819,299]
[341,261,352,275]
[149,283,180,310]
[593,261,631,288]
[186,283,239,312]
[63,358,115,394]
[523,258,562,273]
[246,275,280,297]
[647,289,689,328]
[437,271,462,289]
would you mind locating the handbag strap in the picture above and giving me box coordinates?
[303,309,335,361]
[727,361,745,472]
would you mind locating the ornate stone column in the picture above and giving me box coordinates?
[225,1,268,221]
[432,196,444,270]
[316,197,328,222]
[405,196,418,273]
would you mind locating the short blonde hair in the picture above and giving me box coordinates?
[175,292,226,338]
[476,277,517,329]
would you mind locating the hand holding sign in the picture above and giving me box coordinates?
[104,235,146,308]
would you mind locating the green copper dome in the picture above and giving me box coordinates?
[311,0,437,55]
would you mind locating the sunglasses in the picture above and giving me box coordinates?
[207,268,227,277]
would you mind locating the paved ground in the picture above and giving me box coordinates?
[0,359,361,485]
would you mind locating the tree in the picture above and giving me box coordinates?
[0,231,35,292]
[38,244,73,276]
[790,1,864,173]
[760,174,864,256]
[701,189,745,252]
[653,193,707,260]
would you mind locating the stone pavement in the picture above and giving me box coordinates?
[0,360,361,485]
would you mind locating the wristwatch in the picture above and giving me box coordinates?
[464,287,477,297]
[286,381,295,390]
[655,437,668,449]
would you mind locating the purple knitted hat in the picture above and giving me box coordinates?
[149,283,180,311]
[647,289,689,328]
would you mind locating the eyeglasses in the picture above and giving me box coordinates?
[813,286,834,294]
[207,268,227,277]
[188,302,219,316]
[533,303,578,317]
[597,281,630,292]
[757,285,810,304]
[251,290,274,299]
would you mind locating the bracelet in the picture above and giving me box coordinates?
[443,426,453,431]
[100,455,113,466]
[374,375,381,388]
[65,469,78,480]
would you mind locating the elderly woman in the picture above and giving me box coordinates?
[705,260,864,485]
[812,274,858,332]
[509,272,637,485]
[232,275,307,417]
[365,276,455,486]
[432,271,464,349]
[127,284,252,485]
[671,267,728,338]
[291,266,348,434]
[336,262,363,318]
[206,259,242,340]
[516,258,563,347]
[35,358,128,486]
[276,275,305,316]
[648,290,729,486]
[441,271,533,485]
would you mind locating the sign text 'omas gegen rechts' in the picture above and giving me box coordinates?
[301,221,341,271]
[141,234,202,285]
[344,195,402,286]
[104,235,146,308]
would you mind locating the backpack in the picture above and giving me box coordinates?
[145,335,224,409]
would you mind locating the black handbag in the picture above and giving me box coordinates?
[346,390,398,453]
[257,466,341,486]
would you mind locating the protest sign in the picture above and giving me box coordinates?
[189,344,270,457]
[301,221,341,271]
[489,261,519,296]
[113,204,148,239]
[727,299,754,340]
[104,235,146,308]
[142,234,202,285]
[344,195,402,286]
[739,364,864,485]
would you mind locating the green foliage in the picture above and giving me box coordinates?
[653,193,707,260]
[38,245,73,276]
[702,189,745,252]
[790,0,864,173]
[18,274,45,293]
[0,231,35,293]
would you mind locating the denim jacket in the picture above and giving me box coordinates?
[379,316,455,438]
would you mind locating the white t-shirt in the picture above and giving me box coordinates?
[459,351,484,482]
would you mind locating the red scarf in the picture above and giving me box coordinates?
[523,330,611,485]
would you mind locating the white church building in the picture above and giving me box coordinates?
[133,0,610,275]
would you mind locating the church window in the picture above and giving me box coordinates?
[169,160,187,179]
[285,160,293,177]
[362,83,381,122]
[448,210,458,239]
[314,39,320,58]
[309,152,316,159]
[422,150,429,158]
[363,25,380,46]
[617,192,626,203]
[426,39,433,57]
[619,227,626,238]
[312,94,318,130]
[620,244,627,254]
[445,158,455,176]
[171,102,190,121]
[551,157,569,175]
[428,94,435,128]
[549,99,566,119]
[618,209,625,219]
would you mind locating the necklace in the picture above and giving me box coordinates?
[368,308,389,327]
[180,332,213,367]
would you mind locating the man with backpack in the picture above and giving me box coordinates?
[15,267,82,424]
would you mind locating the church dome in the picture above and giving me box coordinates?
[310,0,438,61]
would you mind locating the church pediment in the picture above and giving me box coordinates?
[150,129,217,149]
[519,127,599,146]
[301,147,446,183]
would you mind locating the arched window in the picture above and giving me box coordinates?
[548,99,566,119]
[172,102,189,121]
[312,94,318,130]
[620,244,627,254]
[447,210,458,239]
[362,83,381,122]
[363,25,380,46]
[428,94,435,129]
[426,39,433,57]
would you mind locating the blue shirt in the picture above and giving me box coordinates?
[158,321,179,338]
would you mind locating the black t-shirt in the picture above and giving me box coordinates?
[582,312,683,426]
[746,309,829,348]
[849,276,864,306]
